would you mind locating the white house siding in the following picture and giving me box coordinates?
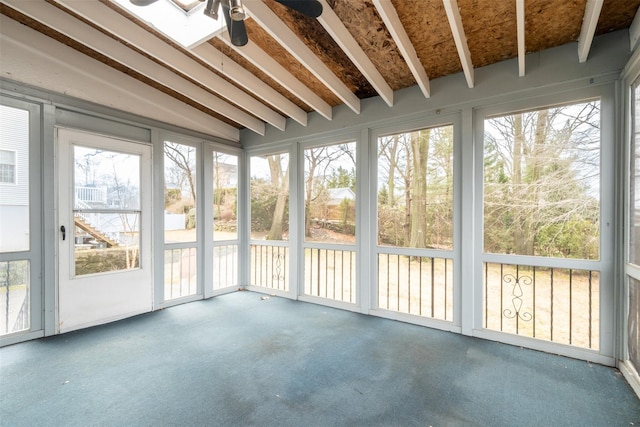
[0,104,30,252]
[0,206,29,252]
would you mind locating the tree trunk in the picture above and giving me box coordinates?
[304,154,319,238]
[267,165,289,241]
[268,155,282,187]
[511,114,527,255]
[525,109,549,254]
[403,157,412,246]
[387,135,398,206]
[409,129,430,248]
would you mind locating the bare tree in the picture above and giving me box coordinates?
[409,129,430,248]
[164,142,196,205]
[483,101,601,258]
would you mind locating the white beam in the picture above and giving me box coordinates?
[516,0,525,77]
[578,0,603,63]
[372,0,430,98]
[4,0,264,135]
[442,0,474,88]
[191,42,307,127]
[630,6,640,51]
[243,0,361,114]
[53,0,285,132]
[220,38,333,120]
[317,0,393,107]
[0,15,239,141]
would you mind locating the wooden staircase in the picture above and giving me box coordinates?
[74,216,119,248]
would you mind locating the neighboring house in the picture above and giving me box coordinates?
[326,187,355,222]
[0,105,29,253]
[213,161,238,188]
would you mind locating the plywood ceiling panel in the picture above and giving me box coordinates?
[391,0,462,80]
[245,19,342,106]
[260,0,375,99]
[327,0,415,91]
[525,0,587,53]
[458,0,518,67]
[207,37,313,114]
[597,0,640,35]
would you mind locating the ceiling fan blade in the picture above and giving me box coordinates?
[221,1,248,46]
[129,0,159,6]
[275,0,322,18]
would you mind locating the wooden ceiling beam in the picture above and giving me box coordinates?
[317,0,393,107]
[0,14,240,141]
[442,0,474,88]
[53,0,285,133]
[578,0,603,63]
[243,0,361,114]
[219,38,333,121]
[190,43,308,127]
[372,0,430,98]
[516,0,525,77]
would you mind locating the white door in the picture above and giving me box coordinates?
[57,128,152,333]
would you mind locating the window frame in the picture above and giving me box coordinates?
[472,84,616,364]
[370,114,462,330]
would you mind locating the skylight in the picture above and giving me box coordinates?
[112,0,226,49]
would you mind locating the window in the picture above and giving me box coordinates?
[482,100,602,349]
[0,98,38,339]
[212,150,238,290]
[303,141,357,303]
[0,150,16,184]
[249,152,290,291]
[377,126,454,249]
[630,82,640,266]
[164,140,198,300]
[376,124,455,320]
[483,100,601,260]
[112,0,224,49]
[628,78,640,373]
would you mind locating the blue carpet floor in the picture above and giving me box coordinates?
[1,291,639,426]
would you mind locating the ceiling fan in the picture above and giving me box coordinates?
[129,0,323,47]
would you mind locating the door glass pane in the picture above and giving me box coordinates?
[630,82,640,265]
[73,146,141,276]
[304,142,356,244]
[377,126,453,249]
[250,153,289,241]
[0,260,29,334]
[164,141,197,243]
[0,105,29,253]
[483,101,600,260]
[213,151,238,241]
